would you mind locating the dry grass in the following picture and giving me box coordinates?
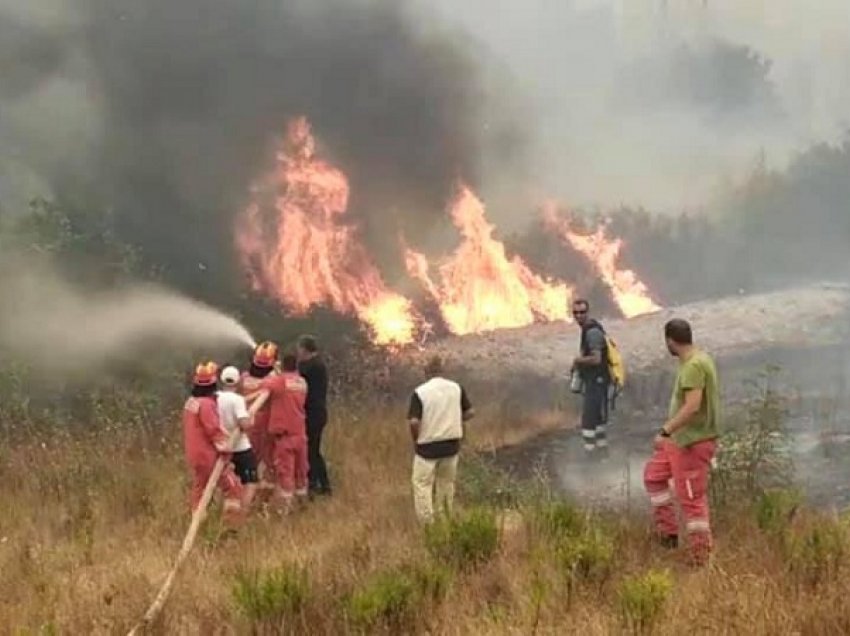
[1,403,849,635]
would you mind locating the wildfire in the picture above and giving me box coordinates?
[544,207,660,318]
[236,116,660,346]
[235,116,416,345]
[405,185,572,335]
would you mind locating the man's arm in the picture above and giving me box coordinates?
[460,387,475,421]
[248,389,271,417]
[199,401,232,453]
[659,363,706,440]
[234,395,252,431]
[661,388,703,435]
[573,328,603,367]
[408,392,423,444]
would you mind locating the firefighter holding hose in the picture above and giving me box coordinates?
[182,361,244,528]
[241,341,279,491]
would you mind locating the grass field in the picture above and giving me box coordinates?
[1,399,849,635]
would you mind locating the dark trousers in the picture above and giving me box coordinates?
[581,379,609,450]
[307,414,330,492]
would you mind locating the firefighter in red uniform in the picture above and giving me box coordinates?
[241,341,278,491]
[252,353,309,513]
[183,361,244,527]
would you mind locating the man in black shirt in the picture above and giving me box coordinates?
[570,299,610,457]
[297,335,331,496]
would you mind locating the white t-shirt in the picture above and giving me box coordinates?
[217,390,251,452]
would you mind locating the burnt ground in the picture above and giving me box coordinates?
[493,344,850,511]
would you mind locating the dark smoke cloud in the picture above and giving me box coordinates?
[0,0,512,296]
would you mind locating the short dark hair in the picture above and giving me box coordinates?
[282,353,298,371]
[664,319,693,345]
[298,335,318,353]
[572,298,589,310]
[425,355,443,376]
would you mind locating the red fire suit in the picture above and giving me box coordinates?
[242,373,273,480]
[262,372,309,498]
[182,395,243,524]
[644,438,716,564]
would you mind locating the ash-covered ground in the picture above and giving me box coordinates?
[412,283,850,509]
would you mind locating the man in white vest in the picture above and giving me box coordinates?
[407,355,475,523]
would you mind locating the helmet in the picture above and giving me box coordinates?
[252,341,279,368]
[220,365,241,386]
[193,361,219,386]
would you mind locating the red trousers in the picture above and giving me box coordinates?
[190,459,244,526]
[643,438,716,564]
[272,434,309,497]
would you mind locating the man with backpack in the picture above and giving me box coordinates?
[570,299,619,457]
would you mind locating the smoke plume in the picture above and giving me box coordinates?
[0,263,255,374]
[0,0,509,291]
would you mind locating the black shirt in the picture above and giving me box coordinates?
[298,356,328,421]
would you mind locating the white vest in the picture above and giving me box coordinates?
[415,377,463,444]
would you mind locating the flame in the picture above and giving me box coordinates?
[544,207,660,318]
[405,185,572,334]
[236,116,416,345]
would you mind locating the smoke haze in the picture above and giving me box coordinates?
[0,0,510,287]
[428,0,850,214]
[0,263,255,374]
[0,0,848,290]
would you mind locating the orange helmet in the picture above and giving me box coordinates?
[252,341,279,368]
[193,361,219,386]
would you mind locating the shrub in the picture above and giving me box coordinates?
[711,366,794,507]
[618,569,673,635]
[528,499,585,541]
[424,508,499,570]
[407,561,452,603]
[347,570,418,631]
[457,455,524,508]
[754,488,801,535]
[556,529,615,583]
[232,564,310,625]
[784,517,849,588]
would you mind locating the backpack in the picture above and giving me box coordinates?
[604,334,625,407]
[581,320,626,409]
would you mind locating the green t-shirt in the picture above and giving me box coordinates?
[669,350,721,447]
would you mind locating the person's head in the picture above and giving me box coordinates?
[664,318,693,357]
[424,355,443,378]
[282,353,298,372]
[192,360,219,398]
[252,340,278,369]
[297,335,319,361]
[219,365,241,391]
[571,298,590,327]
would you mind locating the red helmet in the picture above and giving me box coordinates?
[252,341,279,368]
[193,361,219,386]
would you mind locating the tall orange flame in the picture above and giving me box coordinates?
[544,207,660,318]
[405,185,572,334]
[236,116,416,345]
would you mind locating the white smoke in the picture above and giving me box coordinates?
[0,265,256,373]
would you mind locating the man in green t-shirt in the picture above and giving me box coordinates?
[643,318,720,566]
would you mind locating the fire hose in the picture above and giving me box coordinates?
[127,394,269,635]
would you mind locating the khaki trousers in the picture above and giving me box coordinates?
[412,454,459,523]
